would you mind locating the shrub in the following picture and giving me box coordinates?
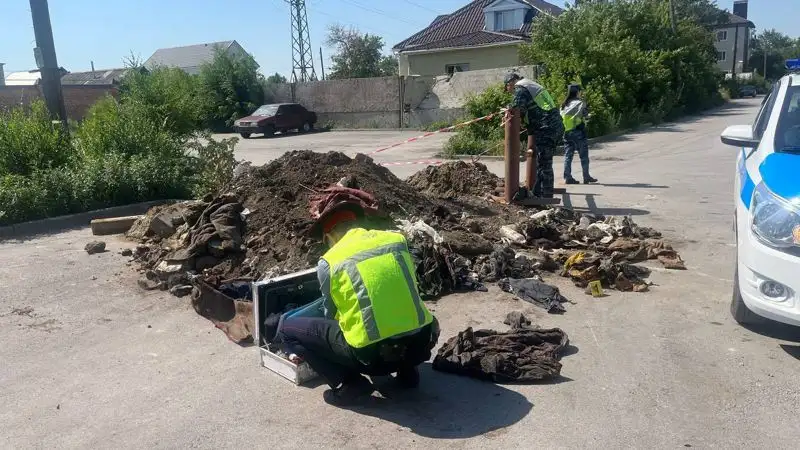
[187,133,238,198]
[198,48,266,131]
[118,67,205,138]
[0,94,242,225]
[443,133,500,157]
[423,120,455,132]
[0,101,72,176]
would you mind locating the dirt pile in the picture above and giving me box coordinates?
[407,161,501,197]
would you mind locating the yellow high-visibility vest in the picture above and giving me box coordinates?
[321,228,433,348]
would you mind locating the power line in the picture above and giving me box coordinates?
[305,1,392,37]
[400,0,441,14]
[337,0,425,28]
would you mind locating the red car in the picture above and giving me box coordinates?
[234,103,318,138]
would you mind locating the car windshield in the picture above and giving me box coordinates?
[251,105,279,116]
[775,85,800,153]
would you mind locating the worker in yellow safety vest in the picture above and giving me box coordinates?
[561,84,597,185]
[278,200,439,406]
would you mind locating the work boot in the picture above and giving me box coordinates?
[395,366,420,389]
[584,176,598,184]
[323,375,374,406]
[565,178,580,185]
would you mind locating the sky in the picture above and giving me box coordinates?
[1,0,796,77]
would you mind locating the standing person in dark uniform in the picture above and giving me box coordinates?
[561,84,597,185]
[504,72,564,198]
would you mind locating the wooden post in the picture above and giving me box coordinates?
[504,109,520,203]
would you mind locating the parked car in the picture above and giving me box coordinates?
[234,103,317,138]
[720,59,800,326]
[738,85,758,98]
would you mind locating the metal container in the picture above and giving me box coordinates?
[252,268,322,385]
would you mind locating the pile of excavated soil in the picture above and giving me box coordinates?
[129,151,520,283]
[407,161,501,198]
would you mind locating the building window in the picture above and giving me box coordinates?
[494,10,519,30]
[717,30,728,41]
[717,51,727,62]
[445,63,470,75]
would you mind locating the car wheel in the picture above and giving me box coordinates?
[731,264,758,325]
[301,122,312,133]
[240,132,251,139]
[263,125,275,137]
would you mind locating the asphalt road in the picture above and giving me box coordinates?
[4,98,800,449]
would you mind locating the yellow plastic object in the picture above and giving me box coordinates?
[563,251,585,271]
[589,280,604,298]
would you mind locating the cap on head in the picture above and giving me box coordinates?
[312,201,365,239]
[503,72,521,85]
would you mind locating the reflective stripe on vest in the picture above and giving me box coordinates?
[322,229,432,348]
[516,78,557,111]
[563,113,583,132]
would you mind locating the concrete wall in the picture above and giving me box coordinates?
[272,76,403,128]
[403,65,539,128]
[398,44,521,77]
[0,85,118,120]
[269,64,538,129]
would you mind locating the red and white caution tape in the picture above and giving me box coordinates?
[369,110,505,155]
[379,159,443,167]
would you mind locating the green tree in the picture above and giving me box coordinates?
[378,55,399,77]
[199,47,266,130]
[326,24,397,79]
[266,72,288,84]
[748,29,800,80]
[521,0,722,137]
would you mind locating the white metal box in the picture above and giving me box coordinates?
[252,268,321,385]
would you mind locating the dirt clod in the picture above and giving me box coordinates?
[84,241,106,255]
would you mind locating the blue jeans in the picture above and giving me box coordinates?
[564,129,590,180]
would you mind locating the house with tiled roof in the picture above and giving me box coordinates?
[393,0,562,77]
[713,0,755,75]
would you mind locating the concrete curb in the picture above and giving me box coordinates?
[0,200,179,242]
[90,216,142,236]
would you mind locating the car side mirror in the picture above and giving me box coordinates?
[721,125,759,149]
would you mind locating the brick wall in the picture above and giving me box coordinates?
[0,85,118,120]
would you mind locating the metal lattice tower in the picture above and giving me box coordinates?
[287,0,317,83]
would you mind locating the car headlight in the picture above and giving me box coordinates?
[751,182,800,249]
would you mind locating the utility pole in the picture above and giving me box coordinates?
[286,0,317,83]
[319,47,325,81]
[763,47,768,79]
[29,0,66,122]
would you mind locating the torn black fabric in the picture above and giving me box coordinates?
[498,278,567,314]
[432,325,569,383]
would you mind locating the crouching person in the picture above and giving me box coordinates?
[278,200,439,406]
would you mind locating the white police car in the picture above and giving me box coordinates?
[721,59,800,326]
